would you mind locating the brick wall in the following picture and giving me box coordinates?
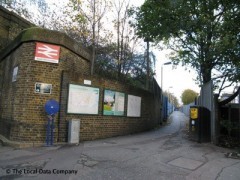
[0,6,33,51]
[0,27,161,146]
[58,72,156,142]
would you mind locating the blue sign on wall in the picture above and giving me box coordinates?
[44,99,59,115]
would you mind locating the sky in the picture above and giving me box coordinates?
[153,49,201,104]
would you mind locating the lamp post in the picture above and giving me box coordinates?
[144,37,153,89]
[161,61,172,121]
[161,62,172,91]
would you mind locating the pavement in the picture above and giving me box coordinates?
[0,111,240,180]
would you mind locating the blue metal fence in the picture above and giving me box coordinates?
[162,95,175,121]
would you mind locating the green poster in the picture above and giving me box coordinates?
[103,90,125,116]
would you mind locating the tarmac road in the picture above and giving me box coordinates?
[0,111,240,180]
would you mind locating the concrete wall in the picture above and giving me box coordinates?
[0,27,161,147]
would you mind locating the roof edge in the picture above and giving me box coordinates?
[0,27,92,62]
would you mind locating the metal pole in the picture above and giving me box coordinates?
[46,118,51,146]
[50,115,54,146]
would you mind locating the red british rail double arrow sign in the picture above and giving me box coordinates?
[34,42,60,63]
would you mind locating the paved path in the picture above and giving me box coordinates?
[0,111,240,180]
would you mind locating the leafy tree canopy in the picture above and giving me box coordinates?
[181,89,198,105]
[129,0,240,93]
[95,41,156,88]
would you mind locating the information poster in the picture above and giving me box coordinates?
[12,66,18,82]
[35,82,52,94]
[67,84,100,114]
[127,95,141,117]
[103,90,125,116]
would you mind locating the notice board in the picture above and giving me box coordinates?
[127,95,141,117]
[103,89,125,116]
[67,84,100,114]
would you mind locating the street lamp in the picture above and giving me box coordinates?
[161,61,172,121]
[161,62,172,91]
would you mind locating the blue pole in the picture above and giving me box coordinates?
[50,115,54,146]
[46,118,51,146]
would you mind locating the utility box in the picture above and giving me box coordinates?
[189,106,211,143]
[68,119,80,144]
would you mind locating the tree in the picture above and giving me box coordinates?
[112,0,146,80]
[94,0,157,86]
[94,41,156,88]
[67,0,109,76]
[1,0,72,32]
[113,0,128,78]
[1,0,47,20]
[181,89,198,105]
[129,0,240,94]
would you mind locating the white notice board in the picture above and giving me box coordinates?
[67,84,100,114]
[127,95,141,117]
